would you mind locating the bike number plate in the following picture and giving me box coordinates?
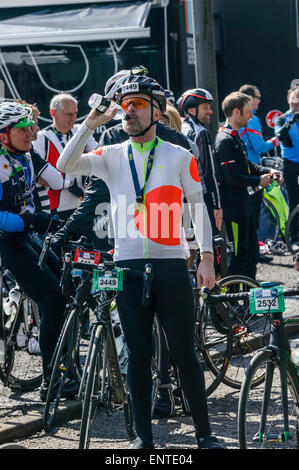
[74,248,101,265]
[249,286,285,314]
[92,268,123,292]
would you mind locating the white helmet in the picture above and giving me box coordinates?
[104,70,131,100]
[0,102,34,131]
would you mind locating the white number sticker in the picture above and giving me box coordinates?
[98,276,118,289]
[121,83,139,93]
[255,297,278,310]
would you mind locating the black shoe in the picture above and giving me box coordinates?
[39,377,79,402]
[197,435,226,449]
[257,254,273,263]
[130,438,154,449]
[153,386,176,418]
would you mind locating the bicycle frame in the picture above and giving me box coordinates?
[77,289,126,407]
[255,312,299,442]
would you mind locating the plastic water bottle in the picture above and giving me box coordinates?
[28,326,40,354]
[3,286,22,329]
[16,322,28,348]
[88,93,124,120]
[113,324,129,375]
[290,338,299,370]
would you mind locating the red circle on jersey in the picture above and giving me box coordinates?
[134,185,182,246]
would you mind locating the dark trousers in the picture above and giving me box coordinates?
[284,159,299,240]
[224,201,259,280]
[116,258,211,444]
[0,233,66,377]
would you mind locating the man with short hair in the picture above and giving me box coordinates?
[238,84,279,165]
[57,72,225,449]
[214,92,281,279]
[238,84,280,263]
[33,93,98,220]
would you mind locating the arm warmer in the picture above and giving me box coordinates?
[186,191,213,253]
[57,123,94,175]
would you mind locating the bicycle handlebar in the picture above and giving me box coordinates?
[201,286,299,302]
[38,234,102,271]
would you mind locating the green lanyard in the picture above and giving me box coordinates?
[127,137,158,211]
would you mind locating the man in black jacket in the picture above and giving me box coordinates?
[177,88,222,235]
[214,92,282,279]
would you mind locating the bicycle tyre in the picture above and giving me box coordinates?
[79,324,105,449]
[217,275,270,390]
[43,308,80,432]
[238,348,299,449]
[285,204,299,254]
[197,295,233,397]
[5,297,42,392]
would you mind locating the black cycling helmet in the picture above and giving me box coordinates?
[165,89,175,104]
[116,74,166,113]
[176,88,213,114]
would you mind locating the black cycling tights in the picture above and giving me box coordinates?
[1,234,66,378]
[116,258,211,445]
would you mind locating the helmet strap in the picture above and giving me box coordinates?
[3,126,19,153]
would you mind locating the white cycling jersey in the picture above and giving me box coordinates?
[57,123,213,261]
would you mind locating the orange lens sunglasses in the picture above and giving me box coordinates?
[120,97,152,111]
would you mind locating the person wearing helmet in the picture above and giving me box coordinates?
[55,68,199,419]
[177,88,223,237]
[0,101,79,401]
[164,89,176,106]
[57,71,225,449]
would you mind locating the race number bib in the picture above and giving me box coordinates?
[92,268,123,292]
[120,83,140,93]
[74,248,101,265]
[249,286,285,314]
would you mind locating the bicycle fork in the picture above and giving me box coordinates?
[255,348,293,443]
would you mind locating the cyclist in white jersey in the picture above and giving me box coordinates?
[57,73,225,449]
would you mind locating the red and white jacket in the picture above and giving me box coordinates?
[32,124,98,213]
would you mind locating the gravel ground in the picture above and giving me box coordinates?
[1,252,299,451]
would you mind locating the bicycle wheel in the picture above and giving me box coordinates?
[238,349,299,449]
[79,324,105,449]
[205,275,270,390]
[285,205,299,254]
[43,308,81,432]
[151,314,161,416]
[4,296,42,392]
[196,291,233,397]
[259,196,281,243]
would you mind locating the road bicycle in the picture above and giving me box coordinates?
[0,240,42,393]
[78,261,155,449]
[196,274,273,395]
[40,235,107,432]
[237,284,299,449]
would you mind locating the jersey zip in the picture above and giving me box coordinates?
[141,143,148,258]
